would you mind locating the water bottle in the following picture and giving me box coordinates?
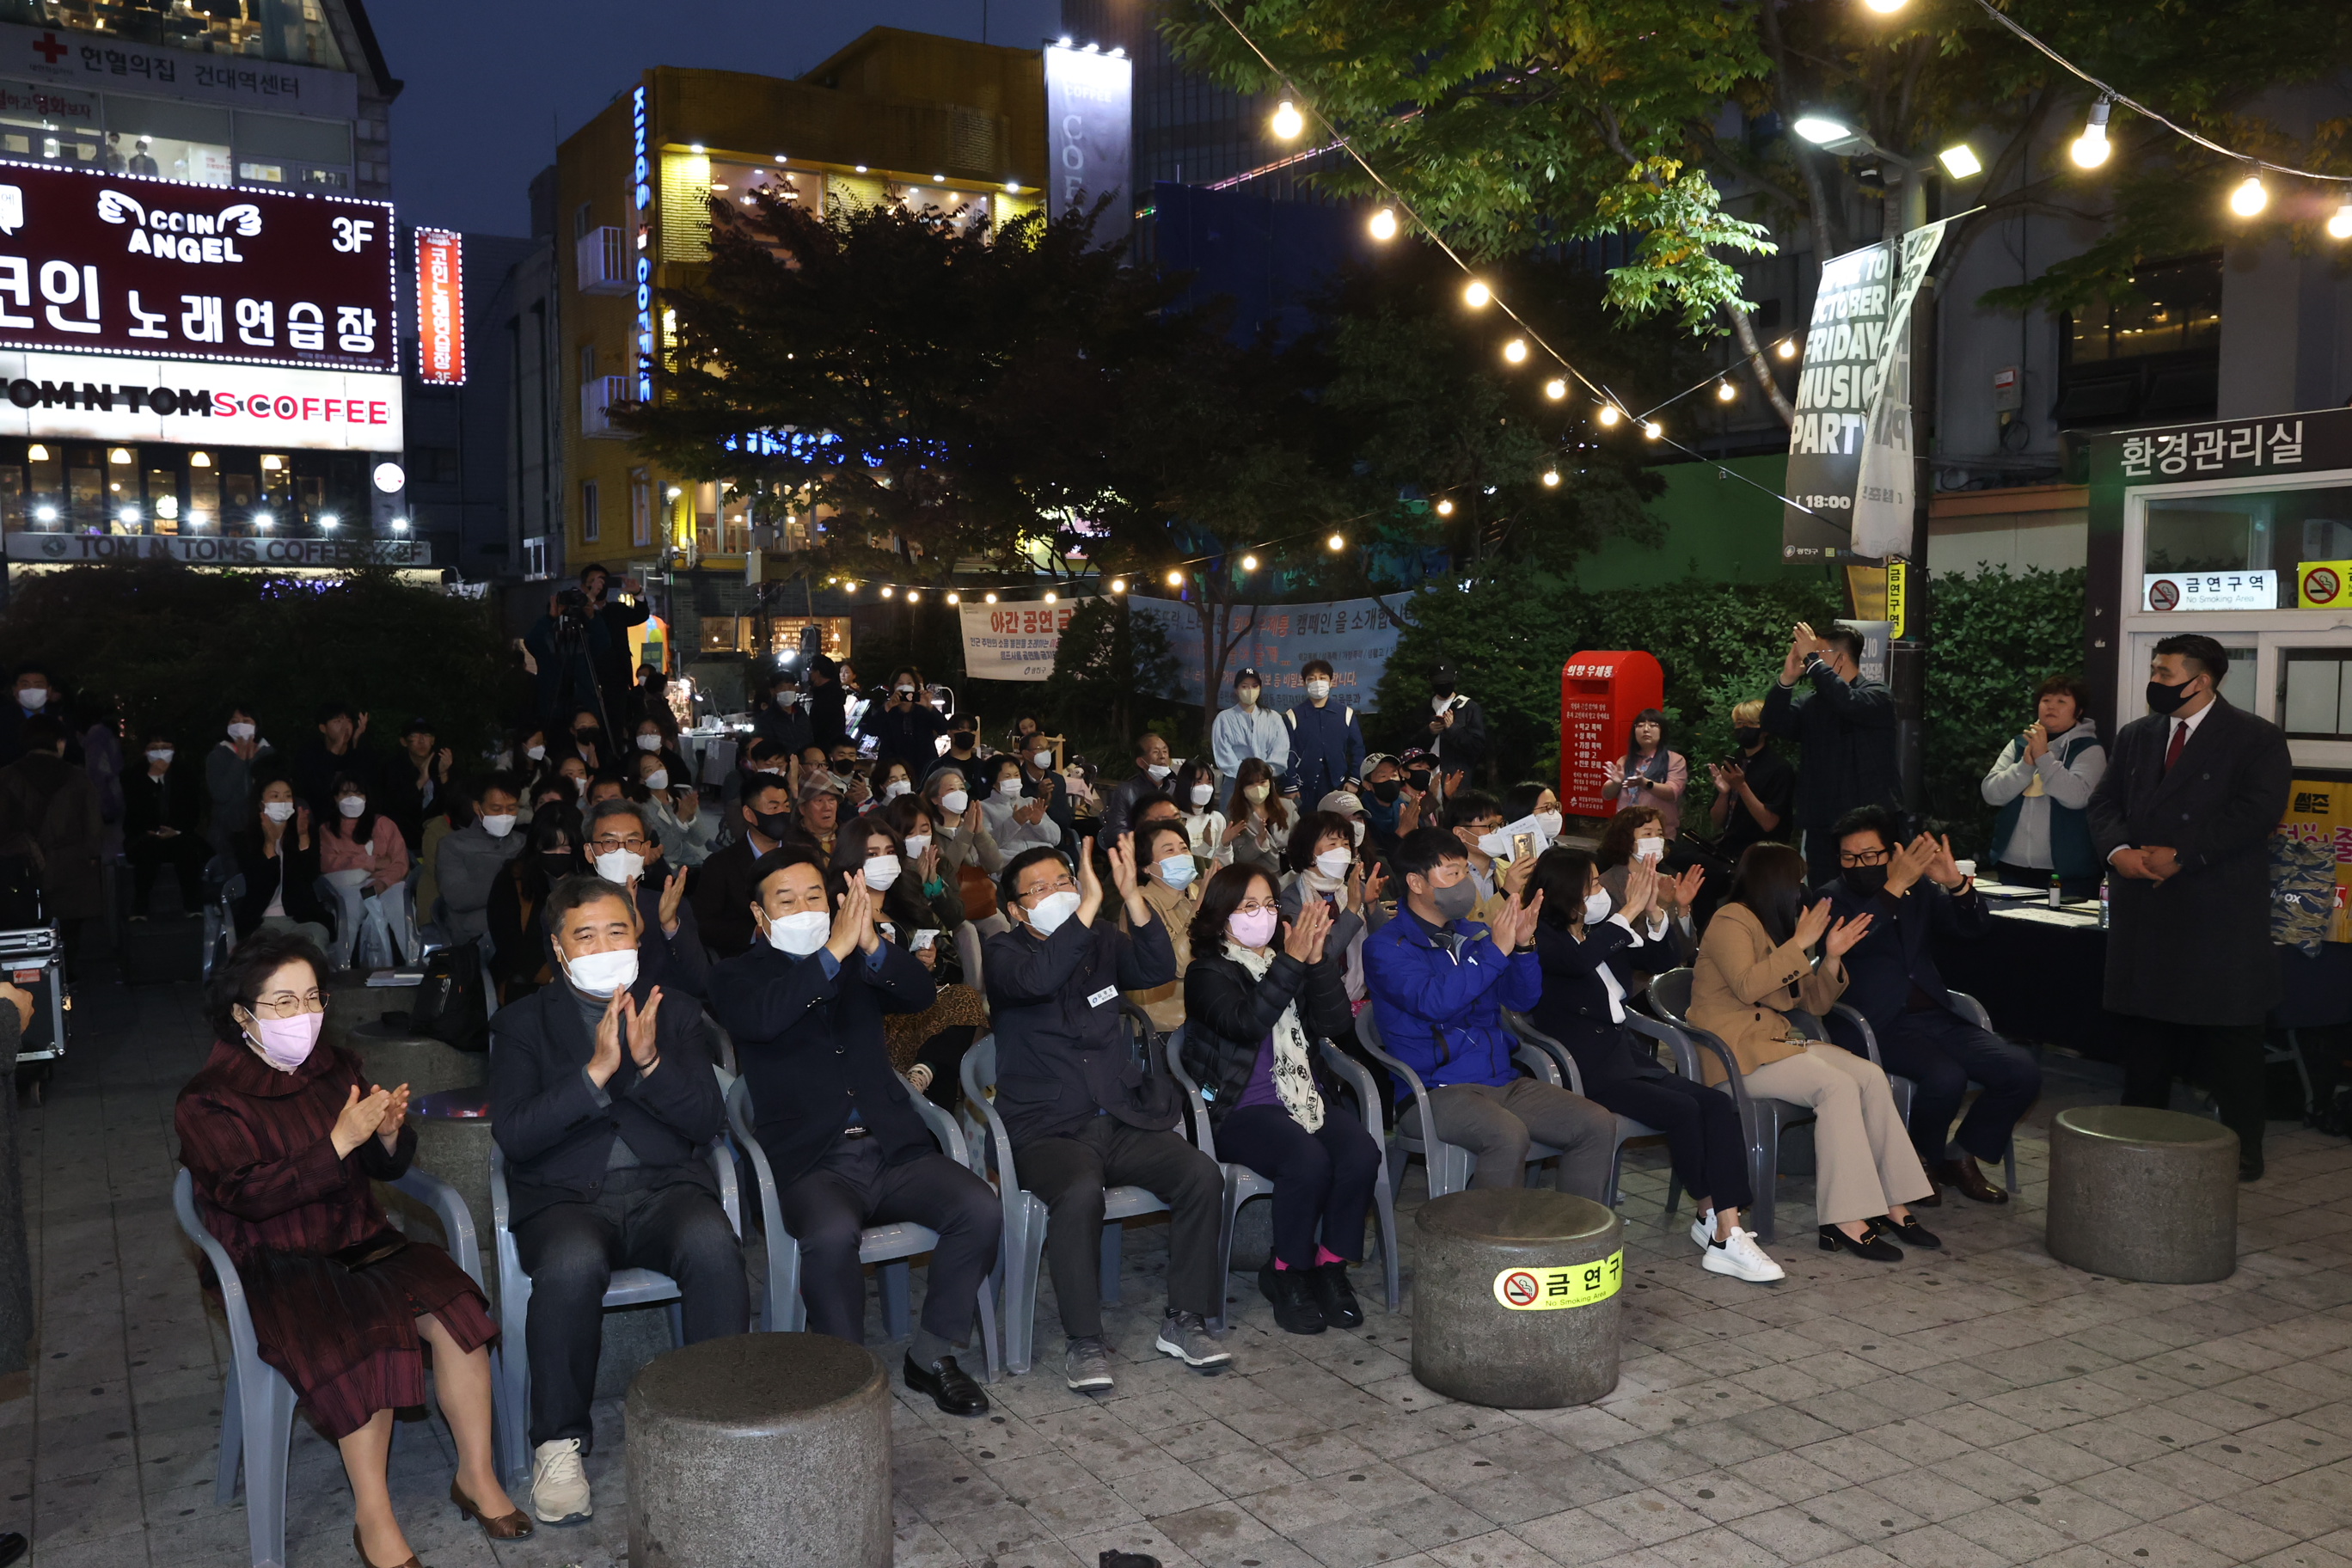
[2098,878,2110,930]
[2048,871,2062,909]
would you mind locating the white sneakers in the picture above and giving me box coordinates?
[1688,1210,1716,1250]
[1703,1228,1786,1283]
[531,1437,591,1525]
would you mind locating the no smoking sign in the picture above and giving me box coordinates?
[1490,1252,1624,1311]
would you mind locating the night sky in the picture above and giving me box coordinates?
[371,0,1063,238]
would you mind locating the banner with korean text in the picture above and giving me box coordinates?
[959,599,1076,681]
[1124,593,1406,710]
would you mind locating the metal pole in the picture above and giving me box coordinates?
[1889,164,1933,818]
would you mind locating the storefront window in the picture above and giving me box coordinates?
[224,468,257,524]
[68,462,100,528]
[769,617,851,661]
[2282,652,2352,742]
[148,468,179,532]
[104,95,233,185]
[28,444,59,524]
[2143,486,2352,609]
[187,462,218,529]
[259,452,291,511]
[694,480,719,555]
[0,77,100,168]
[295,474,324,524]
[0,464,23,530]
[232,109,352,190]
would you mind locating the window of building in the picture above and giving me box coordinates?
[524,536,550,579]
[630,469,652,548]
[34,3,349,69]
[232,110,352,190]
[581,478,601,542]
[575,202,595,241]
[187,456,218,530]
[103,95,232,185]
[0,464,23,530]
[259,451,291,511]
[148,467,179,532]
[2056,254,2222,430]
[694,480,720,555]
[0,77,100,168]
[579,343,597,387]
[2142,486,2352,609]
[700,615,750,653]
[2282,652,2352,742]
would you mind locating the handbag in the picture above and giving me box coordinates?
[408,938,490,1053]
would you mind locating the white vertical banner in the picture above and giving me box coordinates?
[1044,44,1133,248]
[1851,221,1948,560]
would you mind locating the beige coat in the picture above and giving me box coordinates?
[1124,874,1199,1032]
[1687,902,1847,1085]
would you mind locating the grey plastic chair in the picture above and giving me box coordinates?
[957,1032,1169,1376]
[175,1165,485,1568]
[725,1074,999,1377]
[1504,1010,1669,1211]
[1648,966,1812,1242]
[1351,1004,1574,1198]
[201,871,245,982]
[952,920,984,994]
[1827,991,2022,1194]
[488,1088,742,1484]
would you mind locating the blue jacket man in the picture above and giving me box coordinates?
[1283,659,1365,802]
[1359,827,1612,1196]
[1819,805,2040,1204]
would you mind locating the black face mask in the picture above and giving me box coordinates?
[1732,727,1763,749]
[1432,683,1455,699]
[951,732,976,750]
[1370,778,1403,803]
[1406,769,1432,793]
[2145,677,2200,716]
[575,727,603,747]
[750,809,795,842]
[1842,864,1889,898]
[541,851,579,877]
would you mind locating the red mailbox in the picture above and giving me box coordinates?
[1559,650,1665,820]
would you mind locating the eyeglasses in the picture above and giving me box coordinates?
[1838,848,1890,867]
[251,988,324,1018]
[1020,875,1077,902]
[591,832,652,852]
[1234,898,1279,916]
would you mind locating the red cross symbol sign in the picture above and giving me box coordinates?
[1500,1271,1540,1308]
[32,31,68,64]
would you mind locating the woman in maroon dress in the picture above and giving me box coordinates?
[176,929,529,1568]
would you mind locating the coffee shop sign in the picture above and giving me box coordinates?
[5,532,430,567]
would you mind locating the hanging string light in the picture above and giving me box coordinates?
[1368,207,1399,241]
[1270,99,1304,140]
[2231,175,2269,217]
[1462,279,1491,309]
[1501,338,1528,364]
[2070,97,2113,168]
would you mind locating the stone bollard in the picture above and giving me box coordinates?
[348,1023,486,1099]
[322,976,417,1054]
[2047,1106,2238,1283]
[627,1332,891,1568]
[1412,1189,1623,1408]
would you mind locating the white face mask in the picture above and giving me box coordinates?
[262,799,295,823]
[1583,890,1614,926]
[1146,763,1172,780]
[1237,686,1259,707]
[940,789,969,815]
[525,744,546,762]
[146,749,173,765]
[1031,749,1054,769]
[997,777,1024,798]
[1350,819,1366,843]
[1476,830,1510,860]
[883,779,911,799]
[767,910,831,957]
[480,812,518,838]
[643,769,669,792]
[1157,854,1197,890]
[1305,679,1331,700]
[15,687,46,711]
[1314,848,1352,879]
[902,833,932,859]
[595,848,645,884]
[228,721,256,742]
[563,945,638,999]
[861,854,901,891]
[1433,695,1453,714]
[1023,888,1081,936]
[628,733,654,752]
[1189,783,1214,807]
[1534,811,1564,837]
[338,796,367,818]
[1634,836,1665,863]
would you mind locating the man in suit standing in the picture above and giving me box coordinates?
[1761,623,1900,885]
[2089,634,2292,1180]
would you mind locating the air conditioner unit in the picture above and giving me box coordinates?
[576,227,628,294]
[581,376,632,438]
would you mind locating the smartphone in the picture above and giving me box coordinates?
[1511,832,1538,864]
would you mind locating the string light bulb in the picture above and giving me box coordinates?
[1717,381,1738,402]
[1326,533,1345,551]
[1462,279,1491,309]
[946,592,960,604]
[1368,206,1398,242]
[2071,97,2113,169]
[2331,201,2352,240]
[1110,578,1127,592]
[1541,470,1561,487]
[1596,405,1622,427]
[1044,591,1057,603]
[1240,554,1259,572]
[1643,420,1663,439]
[1863,0,1906,12]
[984,591,998,603]
[1435,499,1455,516]
[1544,377,1567,400]
[1502,338,1528,364]
[906,590,920,603]
[880,585,895,597]
[2231,174,2269,217]
[1775,338,1798,360]
[1165,569,1184,586]
[1270,100,1304,140]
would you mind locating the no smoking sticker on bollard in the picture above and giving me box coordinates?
[1491,1251,1624,1310]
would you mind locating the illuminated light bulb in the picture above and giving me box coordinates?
[2071,98,2112,168]
[1544,377,1567,400]
[2331,201,2352,240]
[1368,206,1398,242]
[1541,470,1561,487]
[1596,404,1622,426]
[1435,499,1455,516]
[666,485,683,499]
[118,506,139,524]
[1326,533,1345,551]
[984,591,998,603]
[1239,554,1259,572]
[2231,175,2269,217]
[254,511,273,529]
[1271,100,1305,140]
[855,164,868,174]
[1717,381,1738,402]
[1005,181,1020,193]
[188,450,209,467]
[33,505,54,522]
[946,592,960,604]
[1643,420,1663,439]
[25,444,45,461]
[844,580,857,591]
[775,154,787,163]
[880,585,895,597]
[689,143,705,153]
[1166,569,1184,585]
[1776,338,1798,359]
[1044,591,1057,603]
[1463,279,1491,309]
[1110,578,1127,592]
[1502,338,1528,364]
[1864,0,1906,12]
[906,590,920,603]
[109,447,132,463]
[393,517,410,532]
[1937,143,1982,180]
[318,512,338,528]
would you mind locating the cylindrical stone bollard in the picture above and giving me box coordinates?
[322,977,417,1054]
[348,1023,487,1099]
[2047,1106,2237,1283]
[628,1332,892,1568]
[1412,1189,1623,1408]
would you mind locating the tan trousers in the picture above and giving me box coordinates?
[1742,1044,1935,1226]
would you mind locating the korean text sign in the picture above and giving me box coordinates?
[413,228,462,386]
[1558,651,1663,818]
[959,600,1076,682]
[1124,592,1405,710]
[0,160,394,372]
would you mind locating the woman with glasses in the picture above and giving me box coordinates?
[176,929,527,1568]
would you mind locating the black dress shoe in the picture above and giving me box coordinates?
[1307,1262,1365,1329]
[1259,1262,1326,1334]
[903,1353,990,1416]
[2241,1159,2265,1183]
[1876,1213,1942,1249]
[0,1531,26,1568]
[1819,1222,1903,1262]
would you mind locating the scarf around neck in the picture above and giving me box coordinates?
[1222,937,1323,1131]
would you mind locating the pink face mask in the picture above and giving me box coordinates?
[1228,908,1280,949]
[243,1009,322,1072]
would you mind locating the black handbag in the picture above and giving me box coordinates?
[408,939,489,1053]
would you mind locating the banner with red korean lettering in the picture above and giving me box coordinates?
[1124,593,1405,709]
[959,600,1076,681]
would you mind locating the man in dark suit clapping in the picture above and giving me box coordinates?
[2089,634,2292,1180]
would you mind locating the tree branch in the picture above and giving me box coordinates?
[1724,303,1797,426]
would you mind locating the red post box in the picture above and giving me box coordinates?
[1559,650,1665,820]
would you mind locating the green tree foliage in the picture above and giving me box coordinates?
[0,564,512,763]
[1919,565,2088,854]
[1041,599,1179,760]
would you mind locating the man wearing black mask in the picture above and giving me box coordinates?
[2090,634,2291,1180]
[1762,622,1899,885]
[928,717,984,784]
[1822,805,2037,1204]
[690,772,795,959]
[1425,662,1486,786]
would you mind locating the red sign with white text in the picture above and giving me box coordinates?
[0,159,395,372]
[414,228,462,385]
[1559,650,1665,819]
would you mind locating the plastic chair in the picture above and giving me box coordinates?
[175,1165,484,1568]
[1351,1005,1575,1199]
[1648,966,1812,1243]
[488,1094,742,1485]
[952,920,984,994]
[1504,1010,1669,1211]
[201,869,245,982]
[724,1074,998,1377]
[1163,1023,1401,1326]
[1826,991,2022,1194]
[957,1032,1169,1377]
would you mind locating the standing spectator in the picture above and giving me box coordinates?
[1211,668,1289,791]
[1981,675,2107,896]
[577,562,651,732]
[380,719,454,858]
[292,703,370,820]
[124,729,209,920]
[433,775,525,946]
[752,668,815,760]
[0,714,101,971]
[1424,661,1488,783]
[1601,709,1688,838]
[1704,699,1795,865]
[861,667,949,780]
[1283,660,1364,804]
[804,655,848,751]
[2090,634,2293,1181]
[928,718,987,786]
[206,705,270,854]
[1761,622,1898,885]
[1101,732,1175,844]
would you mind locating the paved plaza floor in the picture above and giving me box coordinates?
[10,966,2352,1568]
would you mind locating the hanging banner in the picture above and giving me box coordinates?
[413,227,462,386]
[1043,43,1133,249]
[1125,592,1405,709]
[959,599,1075,682]
[1783,221,1948,562]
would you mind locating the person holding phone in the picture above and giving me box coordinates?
[1705,698,1796,865]
[1600,708,1689,838]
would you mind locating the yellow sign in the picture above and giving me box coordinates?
[1491,1251,1623,1311]
[1886,558,1909,639]
[2299,560,2352,609]
[1844,564,1888,621]
[2282,779,2352,942]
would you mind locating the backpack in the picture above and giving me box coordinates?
[408,938,490,1052]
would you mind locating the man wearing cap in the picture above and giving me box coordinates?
[1284,659,1366,805]
[791,776,842,857]
[1426,663,1488,784]
[1360,755,1424,857]
[1211,668,1289,793]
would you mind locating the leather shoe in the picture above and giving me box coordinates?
[1308,1262,1365,1330]
[904,1353,990,1416]
[1876,1212,1942,1249]
[2241,1158,2265,1183]
[1819,1222,1903,1262]
[353,1525,423,1568]
[1259,1262,1326,1334]
[1929,1155,2007,1204]
[451,1478,535,1540]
